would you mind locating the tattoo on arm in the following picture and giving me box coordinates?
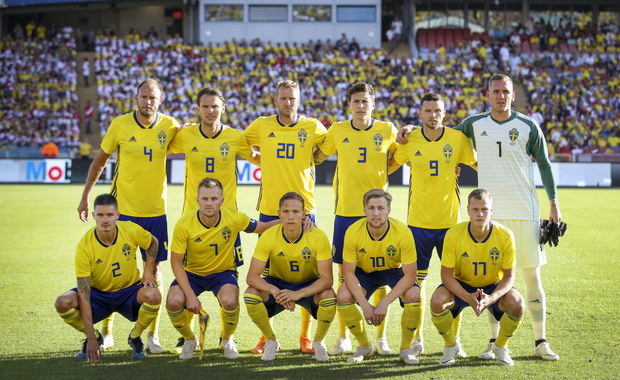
[77,276,91,301]
[146,238,158,259]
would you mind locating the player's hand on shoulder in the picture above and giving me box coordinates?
[396,125,414,144]
[302,216,315,232]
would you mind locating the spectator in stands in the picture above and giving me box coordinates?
[82,58,91,87]
[84,100,94,134]
[41,141,59,158]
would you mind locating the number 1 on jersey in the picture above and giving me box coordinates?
[496,141,502,157]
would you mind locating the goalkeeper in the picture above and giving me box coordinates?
[166,178,279,360]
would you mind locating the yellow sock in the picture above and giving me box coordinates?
[335,274,349,339]
[168,308,195,341]
[372,286,389,339]
[131,302,160,339]
[313,298,336,342]
[495,312,523,347]
[300,307,312,338]
[431,310,456,346]
[101,313,114,335]
[414,273,427,340]
[185,309,196,333]
[58,308,85,333]
[338,303,369,347]
[244,293,275,340]
[400,302,420,350]
[147,279,163,338]
[452,311,463,338]
[220,305,240,340]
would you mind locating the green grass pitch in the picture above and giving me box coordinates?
[0,184,618,379]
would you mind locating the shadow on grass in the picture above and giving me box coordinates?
[0,347,533,379]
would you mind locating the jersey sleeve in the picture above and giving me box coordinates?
[502,229,516,270]
[399,227,417,265]
[252,233,271,262]
[458,132,477,166]
[387,123,399,154]
[318,126,337,156]
[313,119,327,146]
[440,228,457,268]
[100,119,119,154]
[168,126,187,154]
[170,218,189,254]
[243,120,260,146]
[129,222,153,251]
[234,210,251,232]
[235,131,253,160]
[74,236,92,278]
[527,122,557,200]
[453,120,476,147]
[314,229,332,261]
[342,227,358,264]
[393,142,409,165]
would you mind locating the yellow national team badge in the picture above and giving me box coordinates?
[298,129,308,147]
[373,133,383,151]
[220,142,230,161]
[302,247,312,263]
[509,128,519,144]
[122,244,131,259]
[158,130,167,148]
[443,144,453,162]
[489,247,500,264]
[221,227,231,241]
[386,245,397,259]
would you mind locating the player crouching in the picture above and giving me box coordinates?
[244,192,336,362]
[337,189,421,365]
[55,194,161,362]
[430,189,524,366]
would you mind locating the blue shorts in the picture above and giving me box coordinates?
[439,281,507,321]
[332,215,363,264]
[119,214,168,262]
[408,226,449,272]
[72,282,144,324]
[263,276,319,319]
[234,233,243,267]
[259,213,316,273]
[354,267,418,307]
[171,270,238,298]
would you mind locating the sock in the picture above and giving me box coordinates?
[58,307,85,333]
[313,298,336,342]
[147,279,163,338]
[131,302,160,339]
[400,302,420,350]
[453,312,463,338]
[338,303,369,347]
[244,293,275,340]
[220,305,240,340]
[414,272,427,340]
[168,307,195,341]
[300,307,312,339]
[372,286,389,340]
[185,309,196,333]
[486,309,500,339]
[495,312,523,347]
[336,273,349,339]
[101,313,114,336]
[522,266,547,341]
[431,310,456,346]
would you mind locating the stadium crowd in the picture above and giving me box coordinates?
[0,33,80,150]
[1,19,618,156]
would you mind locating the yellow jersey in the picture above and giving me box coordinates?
[75,221,152,292]
[343,217,416,273]
[101,111,179,217]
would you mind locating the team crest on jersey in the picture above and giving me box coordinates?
[221,227,232,241]
[373,133,383,151]
[302,247,312,263]
[509,128,519,144]
[220,142,230,161]
[443,144,453,162]
[386,245,397,259]
[489,247,500,264]
[122,244,132,259]
[158,130,167,148]
[298,129,308,147]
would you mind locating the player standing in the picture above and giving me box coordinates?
[166,178,279,360]
[244,192,336,362]
[314,82,399,356]
[392,92,476,357]
[243,80,327,354]
[77,78,178,354]
[56,194,161,361]
[431,189,524,366]
[337,189,420,364]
